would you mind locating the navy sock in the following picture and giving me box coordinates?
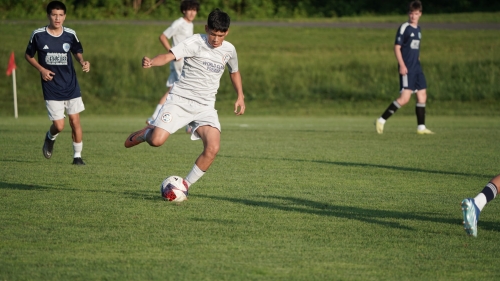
[416,103,426,126]
[381,101,400,120]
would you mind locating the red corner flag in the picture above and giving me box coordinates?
[6,52,16,76]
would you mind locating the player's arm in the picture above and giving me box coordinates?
[159,33,172,51]
[73,53,90,72]
[394,44,407,75]
[229,71,245,115]
[142,52,176,68]
[25,53,55,81]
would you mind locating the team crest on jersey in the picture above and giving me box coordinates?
[222,53,231,64]
[63,43,70,52]
[161,113,173,123]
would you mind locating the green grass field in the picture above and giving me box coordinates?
[1,17,499,116]
[1,115,500,280]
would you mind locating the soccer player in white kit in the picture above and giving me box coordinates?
[146,0,199,128]
[125,9,245,200]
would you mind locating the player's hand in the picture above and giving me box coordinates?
[234,97,245,115]
[81,61,90,72]
[142,57,153,68]
[41,69,55,81]
[399,65,408,75]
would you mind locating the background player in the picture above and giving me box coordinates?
[25,0,90,165]
[461,175,500,237]
[146,0,199,134]
[375,0,434,135]
[125,9,245,200]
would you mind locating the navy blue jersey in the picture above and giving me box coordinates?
[394,22,422,74]
[26,26,83,101]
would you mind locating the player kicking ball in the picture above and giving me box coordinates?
[461,174,500,237]
[125,9,245,194]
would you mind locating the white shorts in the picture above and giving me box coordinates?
[46,97,85,121]
[152,94,220,141]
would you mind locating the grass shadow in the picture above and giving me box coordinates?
[196,194,500,234]
[218,154,493,179]
[0,181,161,201]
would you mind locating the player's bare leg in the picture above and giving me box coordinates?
[184,126,220,187]
[68,113,82,143]
[69,113,85,165]
[396,89,412,106]
[43,118,64,159]
[146,126,170,147]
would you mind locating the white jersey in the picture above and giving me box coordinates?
[163,17,193,47]
[169,34,239,105]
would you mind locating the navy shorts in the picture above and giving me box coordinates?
[399,72,427,92]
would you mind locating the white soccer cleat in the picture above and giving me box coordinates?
[375,119,384,134]
[461,198,480,237]
[417,128,435,135]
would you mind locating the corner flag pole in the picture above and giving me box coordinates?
[12,68,18,119]
[6,52,18,119]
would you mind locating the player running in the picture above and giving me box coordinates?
[25,0,90,165]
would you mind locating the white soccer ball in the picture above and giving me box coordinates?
[160,175,188,202]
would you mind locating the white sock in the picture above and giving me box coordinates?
[417,125,426,131]
[377,117,386,124]
[474,193,487,211]
[185,164,205,187]
[47,131,59,140]
[73,142,83,158]
[152,104,163,119]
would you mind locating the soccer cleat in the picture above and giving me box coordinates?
[146,117,154,125]
[375,119,384,134]
[461,198,480,237]
[72,157,86,165]
[42,133,55,159]
[417,128,435,135]
[124,125,153,148]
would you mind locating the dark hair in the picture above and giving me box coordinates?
[207,8,230,32]
[409,0,422,12]
[181,0,199,13]
[46,1,66,15]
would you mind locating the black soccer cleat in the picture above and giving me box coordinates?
[72,157,86,165]
[42,133,55,159]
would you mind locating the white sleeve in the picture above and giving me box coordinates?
[163,19,182,39]
[170,35,199,60]
[226,48,239,73]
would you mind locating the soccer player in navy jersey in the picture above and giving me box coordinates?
[25,1,90,165]
[375,0,434,135]
[462,174,500,237]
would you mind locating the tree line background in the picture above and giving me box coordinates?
[1,0,499,20]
